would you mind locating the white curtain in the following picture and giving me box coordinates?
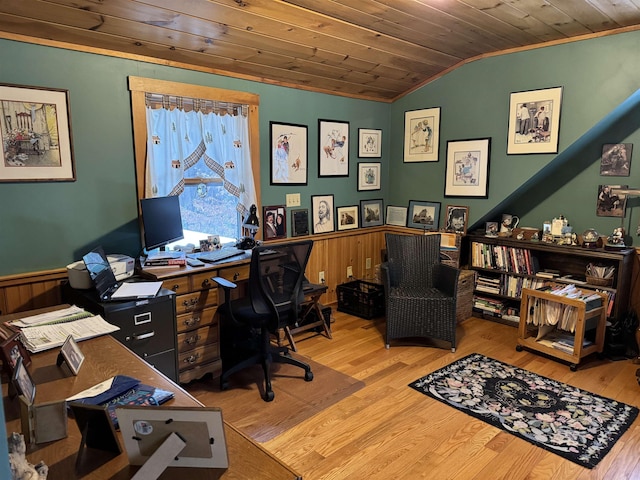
[145,105,256,217]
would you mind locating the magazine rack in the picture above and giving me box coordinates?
[516,284,608,370]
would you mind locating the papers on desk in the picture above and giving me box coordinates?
[10,305,93,328]
[15,311,120,353]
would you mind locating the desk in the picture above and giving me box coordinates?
[139,251,330,383]
[1,311,301,479]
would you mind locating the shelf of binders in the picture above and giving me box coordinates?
[466,234,633,324]
[516,283,608,370]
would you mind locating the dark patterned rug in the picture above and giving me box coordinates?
[409,353,638,469]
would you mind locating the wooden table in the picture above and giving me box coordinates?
[1,310,301,480]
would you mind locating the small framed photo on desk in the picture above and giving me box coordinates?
[59,335,84,375]
[0,331,31,377]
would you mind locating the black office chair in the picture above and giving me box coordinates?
[212,240,314,401]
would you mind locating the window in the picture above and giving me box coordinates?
[129,77,261,248]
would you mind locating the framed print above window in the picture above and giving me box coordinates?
[600,143,632,176]
[311,194,335,234]
[337,205,359,231]
[403,107,440,162]
[444,205,469,235]
[0,83,75,182]
[507,86,563,154]
[407,200,441,230]
[444,137,491,198]
[386,205,408,227]
[270,121,307,185]
[318,119,349,177]
[360,199,384,228]
[263,205,287,240]
[358,128,382,158]
[357,162,381,191]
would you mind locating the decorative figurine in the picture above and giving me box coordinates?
[607,227,626,247]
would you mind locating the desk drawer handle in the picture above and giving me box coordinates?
[184,334,201,345]
[172,284,181,291]
[233,272,240,281]
[133,331,155,341]
[184,353,201,364]
[184,317,201,327]
[202,279,211,288]
[183,298,199,308]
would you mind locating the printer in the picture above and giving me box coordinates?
[67,254,135,289]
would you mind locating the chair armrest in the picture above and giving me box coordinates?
[433,264,460,297]
[211,276,237,290]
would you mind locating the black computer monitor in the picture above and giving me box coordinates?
[140,195,184,251]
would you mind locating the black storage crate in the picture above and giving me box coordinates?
[337,280,385,319]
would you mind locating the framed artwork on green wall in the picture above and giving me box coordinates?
[270,121,307,185]
[403,107,440,162]
[0,83,75,182]
[507,86,563,155]
[319,119,349,177]
[444,137,491,198]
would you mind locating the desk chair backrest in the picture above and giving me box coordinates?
[248,240,314,327]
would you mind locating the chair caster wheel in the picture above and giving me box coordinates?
[264,390,275,402]
[516,345,523,352]
[305,371,314,382]
[220,380,229,391]
[570,364,578,372]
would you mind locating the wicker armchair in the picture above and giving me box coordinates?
[381,233,460,352]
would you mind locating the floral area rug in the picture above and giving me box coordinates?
[409,353,638,469]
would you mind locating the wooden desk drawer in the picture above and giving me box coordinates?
[179,359,222,384]
[190,271,218,292]
[179,344,220,370]
[161,276,190,295]
[217,264,250,283]
[176,306,218,333]
[177,325,219,353]
[175,289,218,314]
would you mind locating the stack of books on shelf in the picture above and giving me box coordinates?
[501,306,520,324]
[473,295,505,318]
[475,275,501,294]
[470,242,539,275]
[502,275,546,298]
[144,251,186,267]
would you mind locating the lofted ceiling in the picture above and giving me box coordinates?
[2,0,640,102]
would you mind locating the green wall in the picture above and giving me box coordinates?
[389,30,640,237]
[2,29,640,276]
[0,39,389,275]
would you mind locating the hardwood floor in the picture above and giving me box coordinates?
[188,311,640,479]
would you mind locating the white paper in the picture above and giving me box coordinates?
[11,305,89,327]
[111,281,162,299]
[66,377,115,401]
[20,315,120,352]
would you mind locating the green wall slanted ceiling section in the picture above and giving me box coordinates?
[1,29,640,276]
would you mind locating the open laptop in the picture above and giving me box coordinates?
[82,246,162,302]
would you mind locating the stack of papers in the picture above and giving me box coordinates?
[13,307,120,353]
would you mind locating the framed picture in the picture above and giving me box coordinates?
[0,331,31,376]
[262,205,286,240]
[336,205,358,231]
[507,86,563,154]
[59,335,85,375]
[386,205,408,227]
[407,200,441,230]
[403,107,441,162]
[0,83,75,182]
[357,162,381,191]
[360,199,384,228]
[358,128,382,158]
[444,205,469,235]
[12,357,36,404]
[597,184,627,218]
[291,208,309,237]
[444,137,491,198]
[318,119,349,177]
[486,222,499,237]
[311,194,335,234]
[600,143,632,176]
[270,121,308,185]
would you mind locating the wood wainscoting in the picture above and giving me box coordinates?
[0,227,458,315]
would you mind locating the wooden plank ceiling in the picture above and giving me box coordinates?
[1,0,640,102]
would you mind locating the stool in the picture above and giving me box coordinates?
[283,283,332,351]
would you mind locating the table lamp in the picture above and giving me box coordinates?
[240,204,260,249]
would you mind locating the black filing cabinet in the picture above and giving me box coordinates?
[62,283,179,382]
